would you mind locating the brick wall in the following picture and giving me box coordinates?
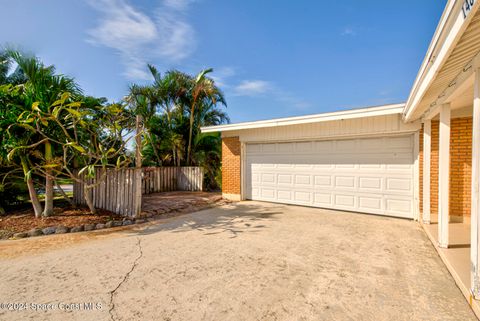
[419,117,472,217]
[222,137,241,196]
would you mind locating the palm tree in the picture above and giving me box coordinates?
[184,69,226,165]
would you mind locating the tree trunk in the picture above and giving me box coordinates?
[55,181,74,207]
[149,132,162,166]
[187,112,194,165]
[21,156,43,218]
[83,185,96,214]
[43,141,54,217]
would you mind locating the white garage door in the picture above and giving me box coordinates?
[245,135,415,218]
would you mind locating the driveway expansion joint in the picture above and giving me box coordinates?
[108,237,143,321]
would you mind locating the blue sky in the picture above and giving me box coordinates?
[0,0,446,123]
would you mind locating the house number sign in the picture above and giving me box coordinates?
[462,0,477,19]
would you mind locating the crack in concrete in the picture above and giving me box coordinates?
[108,237,143,321]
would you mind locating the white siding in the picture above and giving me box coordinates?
[224,114,420,143]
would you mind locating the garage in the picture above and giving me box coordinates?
[245,135,415,218]
[202,103,421,219]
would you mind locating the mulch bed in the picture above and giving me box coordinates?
[0,192,230,240]
[0,206,120,236]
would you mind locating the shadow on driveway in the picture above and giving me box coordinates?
[127,202,284,238]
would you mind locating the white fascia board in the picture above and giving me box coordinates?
[404,0,479,122]
[201,103,405,133]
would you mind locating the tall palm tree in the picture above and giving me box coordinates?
[184,69,226,165]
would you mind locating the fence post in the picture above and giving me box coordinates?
[133,115,143,217]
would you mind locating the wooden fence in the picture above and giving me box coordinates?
[142,167,203,195]
[73,167,204,217]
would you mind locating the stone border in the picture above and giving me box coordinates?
[1,199,231,241]
[7,217,146,240]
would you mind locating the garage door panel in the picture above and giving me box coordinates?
[277,190,292,201]
[294,191,312,203]
[386,178,412,192]
[385,198,412,217]
[359,197,383,211]
[334,194,356,208]
[277,174,293,185]
[261,173,276,184]
[335,176,356,189]
[295,175,311,185]
[246,135,414,218]
[314,193,332,205]
[314,175,332,187]
[359,177,382,191]
[260,188,275,199]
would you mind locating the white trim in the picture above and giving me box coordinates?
[423,119,432,224]
[239,130,420,145]
[438,104,451,248]
[471,68,480,298]
[414,131,420,221]
[240,142,246,201]
[404,0,480,121]
[202,104,405,133]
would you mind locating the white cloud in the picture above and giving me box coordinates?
[232,79,311,110]
[87,0,196,80]
[163,0,196,10]
[211,66,236,87]
[233,80,272,96]
[341,27,356,36]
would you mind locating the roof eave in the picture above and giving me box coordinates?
[404,0,478,122]
[201,103,405,133]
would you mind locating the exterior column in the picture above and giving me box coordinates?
[423,119,432,224]
[471,68,480,298]
[438,104,450,248]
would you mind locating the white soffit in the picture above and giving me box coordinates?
[201,103,405,133]
[404,0,480,122]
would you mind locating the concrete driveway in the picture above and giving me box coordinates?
[0,201,476,321]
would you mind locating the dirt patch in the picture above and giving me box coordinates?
[0,206,120,235]
[141,191,227,218]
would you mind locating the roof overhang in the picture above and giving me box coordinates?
[403,0,480,122]
[201,103,405,133]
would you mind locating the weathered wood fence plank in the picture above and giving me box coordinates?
[73,167,204,217]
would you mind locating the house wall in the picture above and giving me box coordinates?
[221,137,241,201]
[222,114,420,142]
[419,117,472,218]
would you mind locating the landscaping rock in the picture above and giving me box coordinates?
[70,226,84,233]
[27,228,43,237]
[13,232,28,239]
[84,224,96,231]
[135,219,147,224]
[113,221,123,227]
[55,226,69,234]
[105,221,114,228]
[122,220,132,226]
[96,223,105,230]
[0,230,13,239]
[42,227,56,235]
